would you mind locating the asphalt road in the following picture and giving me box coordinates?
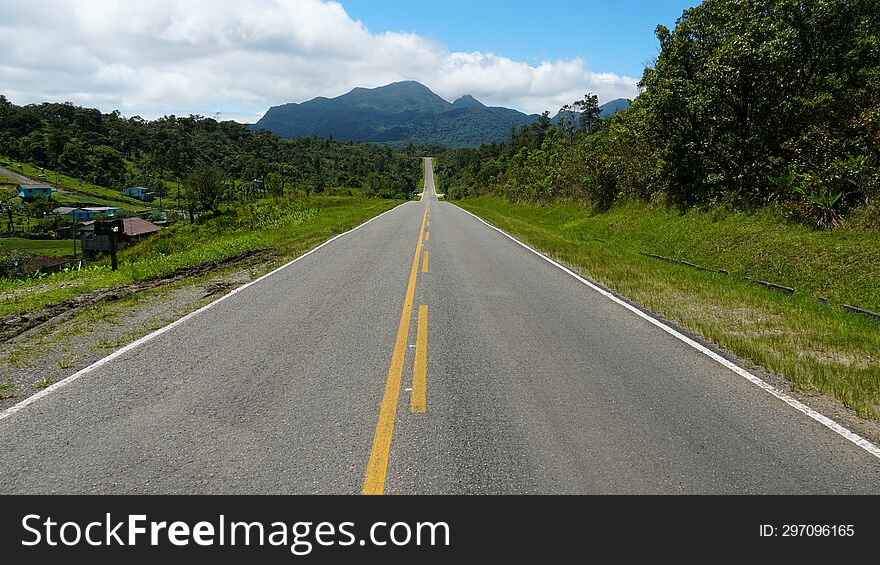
[0,165,37,185]
[1,158,878,493]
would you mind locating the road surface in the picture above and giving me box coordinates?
[0,165,38,185]
[1,158,878,494]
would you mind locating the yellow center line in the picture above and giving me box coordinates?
[425,231,430,242]
[362,203,429,495]
[422,250,428,273]
[410,305,428,413]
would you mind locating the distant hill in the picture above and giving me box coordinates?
[599,98,631,116]
[253,82,631,148]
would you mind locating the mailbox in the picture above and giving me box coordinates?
[95,218,124,236]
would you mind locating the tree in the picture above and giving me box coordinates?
[184,165,225,220]
[0,95,10,129]
[573,94,602,135]
[152,178,168,207]
[265,172,283,198]
[22,194,56,233]
[639,0,880,209]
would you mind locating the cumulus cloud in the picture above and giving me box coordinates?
[0,0,639,121]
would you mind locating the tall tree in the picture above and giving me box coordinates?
[574,94,602,135]
[184,165,225,219]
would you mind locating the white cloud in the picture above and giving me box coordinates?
[0,0,639,121]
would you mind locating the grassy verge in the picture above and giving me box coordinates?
[1,192,401,317]
[0,238,74,258]
[456,195,880,419]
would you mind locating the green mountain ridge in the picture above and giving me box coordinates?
[252,81,630,148]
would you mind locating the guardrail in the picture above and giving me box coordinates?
[637,250,877,322]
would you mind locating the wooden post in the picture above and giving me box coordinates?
[109,227,118,271]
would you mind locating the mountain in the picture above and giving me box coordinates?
[451,94,486,109]
[599,98,631,116]
[253,81,538,148]
[252,82,633,148]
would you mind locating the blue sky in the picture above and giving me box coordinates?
[340,0,699,79]
[1,0,703,121]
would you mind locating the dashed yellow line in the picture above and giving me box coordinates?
[362,204,429,495]
[425,231,430,242]
[422,250,428,273]
[410,305,428,413]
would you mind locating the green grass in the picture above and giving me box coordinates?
[0,158,150,213]
[0,238,75,258]
[50,191,144,211]
[456,195,880,419]
[57,356,75,370]
[0,376,14,399]
[0,174,18,185]
[35,375,54,389]
[0,192,401,318]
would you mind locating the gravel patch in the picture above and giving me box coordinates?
[0,265,258,411]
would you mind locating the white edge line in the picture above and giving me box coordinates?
[0,201,413,423]
[451,203,880,460]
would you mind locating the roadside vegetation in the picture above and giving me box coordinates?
[1,191,400,319]
[0,97,422,204]
[0,95,423,282]
[439,0,878,225]
[441,0,880,419]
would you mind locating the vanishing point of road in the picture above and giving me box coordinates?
[1,158,878,494]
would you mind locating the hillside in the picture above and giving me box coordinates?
[255,82,632,148]
[598,98,631,116]
[253,81,544,148]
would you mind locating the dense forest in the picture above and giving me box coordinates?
[0,96,427,209]
[437,0,880,229]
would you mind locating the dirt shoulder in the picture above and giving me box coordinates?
[0,253,278,411]
[1,250,266,343]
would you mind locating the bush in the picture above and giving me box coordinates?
[0,249,29,277]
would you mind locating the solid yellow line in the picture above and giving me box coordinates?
[422,250,428,273]
[411,305,428,413]
[362,203,429,495]
[425,231,430,242]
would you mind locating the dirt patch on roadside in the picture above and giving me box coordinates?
[0,249,269,342]
[0,258,267,412]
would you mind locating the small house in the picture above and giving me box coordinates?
[120,217,162,238]
[121,186,155,202]
[80,206,123,219]
[53,206,124,221]
[54,220,95,239]
[17,184,53,200]
[80,217,162,258]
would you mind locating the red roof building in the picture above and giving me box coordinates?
[122,217,162,238]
